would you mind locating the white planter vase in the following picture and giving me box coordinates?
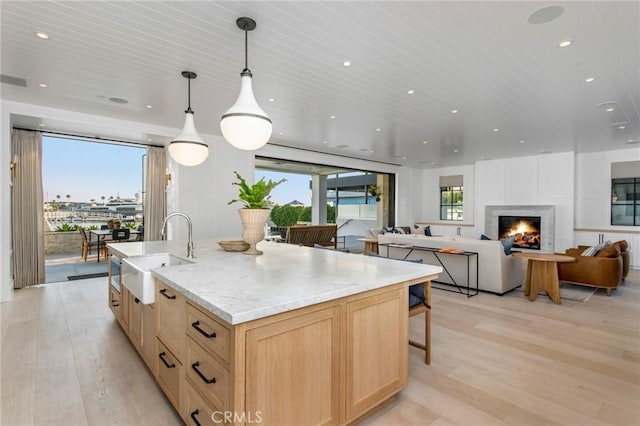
[239,208,271,255]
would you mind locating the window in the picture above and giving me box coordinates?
[611,177,640,226]
[439,175,463,221]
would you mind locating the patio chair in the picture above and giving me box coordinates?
[79,227,107,261]
[112,228,131,243]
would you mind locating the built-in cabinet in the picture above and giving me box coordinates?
[108,258,411,425]
[574,229,640,268]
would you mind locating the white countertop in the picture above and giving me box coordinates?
[108,240,442,325]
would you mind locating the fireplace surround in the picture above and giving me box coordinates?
[485,205,555,253]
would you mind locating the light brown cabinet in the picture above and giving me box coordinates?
[245,306,341,425]
[110,265,416,425]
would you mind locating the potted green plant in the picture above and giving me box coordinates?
[228,171,286,255]
[369,184,382,202]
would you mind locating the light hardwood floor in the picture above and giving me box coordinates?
[2,272,639,426]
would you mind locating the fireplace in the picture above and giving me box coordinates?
[498,215,541,250]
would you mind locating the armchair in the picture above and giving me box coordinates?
[557,245,623,296]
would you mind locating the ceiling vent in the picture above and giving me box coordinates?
[1,74,27,87]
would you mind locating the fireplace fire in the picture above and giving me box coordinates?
[498,215,541,250]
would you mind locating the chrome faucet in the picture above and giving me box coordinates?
[161,212,195,259]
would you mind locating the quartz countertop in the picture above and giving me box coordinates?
[108,239,442,325]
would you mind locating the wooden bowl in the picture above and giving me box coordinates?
[217,240,249,252]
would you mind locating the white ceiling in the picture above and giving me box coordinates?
[1,1,638,168]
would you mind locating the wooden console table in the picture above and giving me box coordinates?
[513,252,575,304]
[379,243,479,298]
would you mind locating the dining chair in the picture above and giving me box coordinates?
[111,228,131,243]
[368,251,431,364]
[79,227,107,261]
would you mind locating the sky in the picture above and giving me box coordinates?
[42,136,312,206]
[42,136,146,203]
[254,170,312,206]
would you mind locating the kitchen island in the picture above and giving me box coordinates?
[107,240,441,425]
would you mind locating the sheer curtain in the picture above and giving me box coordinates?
[11,129,45,288]
[144,146,166,241]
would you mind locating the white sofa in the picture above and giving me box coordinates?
[377,234,522,294]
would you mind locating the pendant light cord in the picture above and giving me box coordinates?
[186,76,193,114]
[244,26,249,71]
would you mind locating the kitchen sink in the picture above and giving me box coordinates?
[121,254,193,304]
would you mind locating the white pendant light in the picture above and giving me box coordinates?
[169,71,209,166]
[220,17,272,151]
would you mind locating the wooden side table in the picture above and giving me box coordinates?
[358,238,379,255]
[513,252,575,304]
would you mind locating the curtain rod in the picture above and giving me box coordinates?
[12,127,165,148]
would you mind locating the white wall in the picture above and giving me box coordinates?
[575,148,640,229]
[419,164,476,225]
[475,152,575,252]
[165,135,251,242]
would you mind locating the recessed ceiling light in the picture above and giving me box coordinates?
[618,125,626,130]
[527,5,564,25]
[597,101,617,112]
[268,98,275,102]
[34,31,49,39]
[629,139,636,142]
[557,39,573,48]
[323,140,327,144]
[370,150,374,153]
[493,128,499,132]
[520,140,525,144]
[407,89,415,95]
[375,128,381,132]
[38,123,45,127]
[38,83,48,88]
[330,115,336,119]
[584,77,595,83]
[606,107,615,112]
[145,105,152,109]
[279,132,284,136]
[402,156,406,160]
[611,121,628,128]
[422,140,428,144]
[451,109,458,114]
[453,149,459,153]
[343,60,352,67]
[147,138,152,142]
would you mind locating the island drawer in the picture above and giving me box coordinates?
[186,303,230,364]
[157,338,182,413]
[185,382,228,426]
[186,336,230,411]
[156,280,185,360]
[109,285,120,317]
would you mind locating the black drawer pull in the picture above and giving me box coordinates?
[192,321,216,338]
[191,362,216,384]
[111,300,119,307]
[159,289,176,300]
[159,352,176,368]
[134,297,140,304]
[190,409,202,426]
